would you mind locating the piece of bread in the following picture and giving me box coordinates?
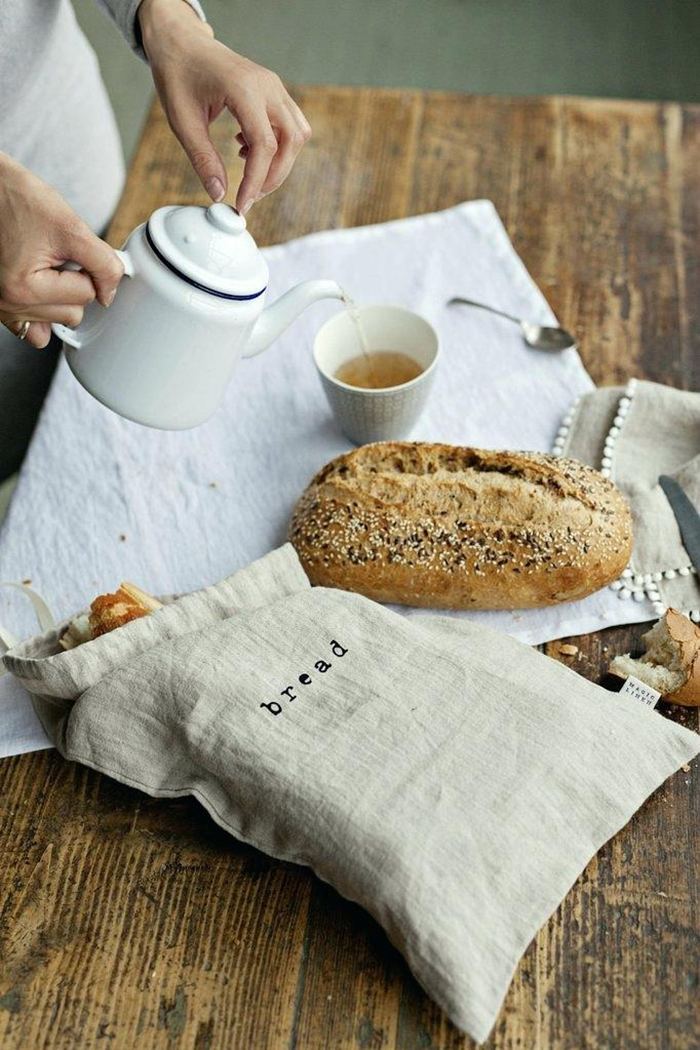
[58,613,93,651]
[59,581,162,650]
[289,442,633,610]
[609,608,700,707]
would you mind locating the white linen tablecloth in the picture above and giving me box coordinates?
[0,200,654,758]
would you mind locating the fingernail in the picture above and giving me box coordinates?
[241,200,252,215]
[106,289,116,307]
[205,177,225,202]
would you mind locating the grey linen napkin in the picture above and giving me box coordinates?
[557,379,700,617]
[3,544,698,1043]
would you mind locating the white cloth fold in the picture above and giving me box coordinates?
[0,200,640,758]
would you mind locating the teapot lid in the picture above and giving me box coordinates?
[146,203,269,299]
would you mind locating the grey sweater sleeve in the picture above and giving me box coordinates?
[95,0,207,61]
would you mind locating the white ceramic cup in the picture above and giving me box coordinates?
[313,304,439,445]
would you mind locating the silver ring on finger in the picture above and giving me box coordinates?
[17,320,31,341]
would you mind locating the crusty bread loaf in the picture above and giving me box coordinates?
[289,442,633,610]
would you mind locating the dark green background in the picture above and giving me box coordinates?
[75,0,700,160]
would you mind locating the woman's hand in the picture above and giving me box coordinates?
[0,154,124,349]
[139,0,311,215]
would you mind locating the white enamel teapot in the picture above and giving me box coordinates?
[52,203,344,429]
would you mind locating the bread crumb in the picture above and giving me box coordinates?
[558,644,579,656]
[209,481,218,488]
[22,577,31,585]
[682,764,690,773]
[119,534,126,542]
[602,645,608,652]
[656,891,668,898]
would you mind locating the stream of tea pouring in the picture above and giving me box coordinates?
[338,292,423,389]
[340,290,373,354]
[339,289,378,385]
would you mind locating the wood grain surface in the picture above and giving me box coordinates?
[2,88,699,1050]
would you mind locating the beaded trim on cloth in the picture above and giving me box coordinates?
[552,379,700,624]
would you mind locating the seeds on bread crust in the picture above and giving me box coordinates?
[289,442,633,610]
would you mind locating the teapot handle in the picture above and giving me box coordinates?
[114,249,135,278]
[51,249,135,349]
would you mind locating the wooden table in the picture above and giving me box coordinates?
[1,88,699,1050]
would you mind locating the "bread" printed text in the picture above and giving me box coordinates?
[260,639,348,716]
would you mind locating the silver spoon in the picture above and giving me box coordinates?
[447,296,576,351]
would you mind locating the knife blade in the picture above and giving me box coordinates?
[658,474,700,575]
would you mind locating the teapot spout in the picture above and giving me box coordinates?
[243,279,345,358]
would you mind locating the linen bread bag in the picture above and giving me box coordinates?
[3,545,698,1044]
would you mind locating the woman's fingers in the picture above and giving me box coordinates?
[259,103,311,197]
[0,302,85,334]
[1,259,97,309]
[167,97,228,203]
[233,97,310,206]
[0,317,52,349]
[0,156,121,333]
[0,302,78,350]
[231,101,279,215]
[25,223,124,309]
[28,267,97,307]
[23,322,52,349]
[63,226,125,307]
[26,302,86,326]
[144,24,312,215]
[286,96,312,140]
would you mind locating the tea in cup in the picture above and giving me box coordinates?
[313,305,439,444]
[334,350,424,389]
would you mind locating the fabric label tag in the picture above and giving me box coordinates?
[619,675,660,708]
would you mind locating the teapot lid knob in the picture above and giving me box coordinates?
[206,203,247,234]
